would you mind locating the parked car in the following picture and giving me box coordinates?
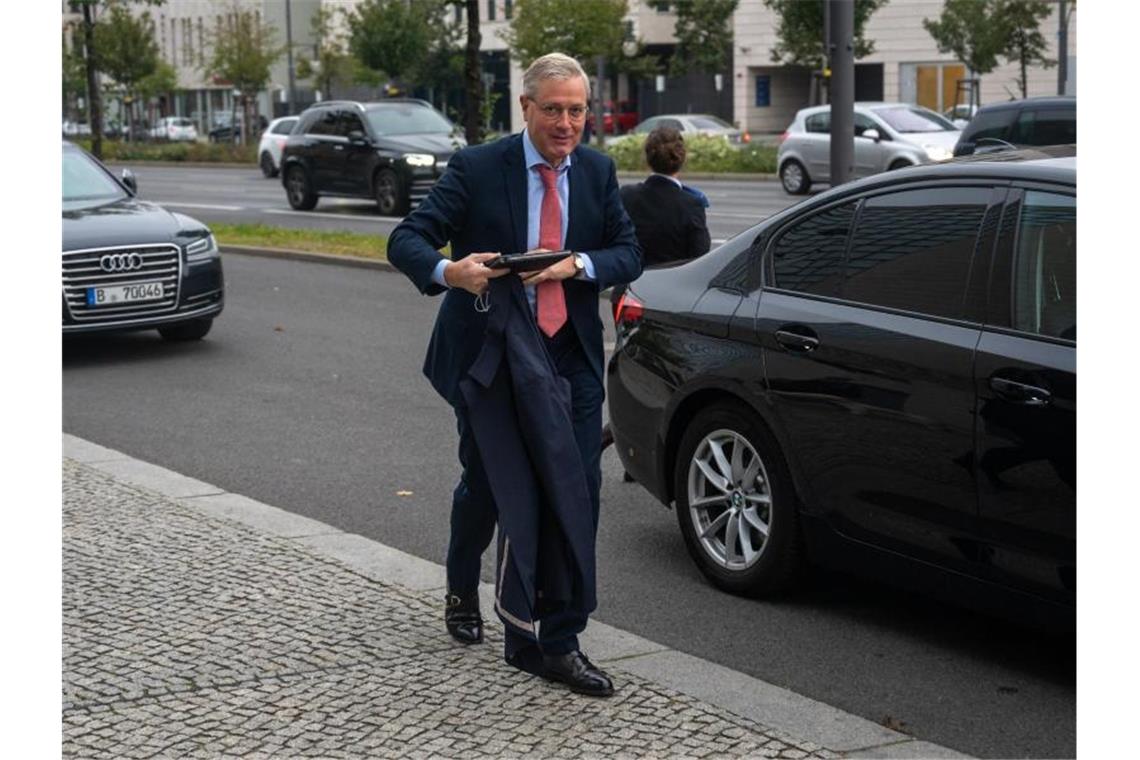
[280,99,465,216]
[607,145,1075,629]
[612,113,750,147]
[257,116,299,178]
[777,102,961,195]
[62,141,224,340]
[944,103,978,129]
[209,113,268,143]
[953,96,1076,157]
[62,120,92,137]
[149,116,199,142]
[591,99,638,134]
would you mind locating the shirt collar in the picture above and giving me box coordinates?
[522,129,572,173]
[652,173,683,189]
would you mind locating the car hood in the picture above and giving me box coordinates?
[897,130,961,150]
[63,198,208,252]
[379,132,464,157]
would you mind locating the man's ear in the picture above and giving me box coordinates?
[519,95,529,121]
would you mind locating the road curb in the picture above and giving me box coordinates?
[62,431,973,760]
[221,244,396,272]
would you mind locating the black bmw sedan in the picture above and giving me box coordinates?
[608,146,1075,628]
[62,142,224,340]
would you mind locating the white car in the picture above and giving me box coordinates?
[776,102,961,194]
[610,113,751,148]
[257,116,299,178]
[150,117,199,142]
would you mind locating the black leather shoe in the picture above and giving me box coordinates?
[444,592,483,645]
[541,650,614,697]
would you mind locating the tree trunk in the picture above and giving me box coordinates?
[463,0,483,145]
[82,2,103,158]
[1019,38,1028,99]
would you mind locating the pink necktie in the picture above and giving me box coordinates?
[535,165,567,337]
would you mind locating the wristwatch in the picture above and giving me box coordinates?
[571,252,585,277]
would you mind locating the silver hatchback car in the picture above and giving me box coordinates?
[777,102,961,194]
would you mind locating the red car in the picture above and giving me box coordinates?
[593,100,638,134]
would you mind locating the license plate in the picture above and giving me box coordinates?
[86,280,165,307]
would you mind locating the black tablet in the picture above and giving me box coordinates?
[485,250,572,272]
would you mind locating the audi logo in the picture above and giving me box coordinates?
[100,253,144,273]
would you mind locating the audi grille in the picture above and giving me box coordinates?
[62,243,181,323]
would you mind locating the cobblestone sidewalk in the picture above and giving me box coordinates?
[63,458,837,759]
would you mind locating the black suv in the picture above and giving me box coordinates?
[280,99,464,216]
[953,96,1075,156]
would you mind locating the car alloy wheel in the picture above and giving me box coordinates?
[673,402,801,596]
[259,152,277,178]
[780,159,809,195]
[285,167,317,210]
[374,168,406,216]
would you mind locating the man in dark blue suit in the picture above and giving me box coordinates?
[387,53,641,696]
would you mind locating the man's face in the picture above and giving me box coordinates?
[521,75,588,167]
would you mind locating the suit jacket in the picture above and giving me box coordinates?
[388,133,642,407]
[619,174,711,268]
[459,276,597,639]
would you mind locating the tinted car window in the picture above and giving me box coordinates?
[805,113,829,133]
[1010,108,1076,146]
[340,110,366,136]
[962,107,1018,145]
[307,109,339,136]
[844,187,988,318]
[769,201,856,296]
[271,118,297,135]
[1012,191,1075,340]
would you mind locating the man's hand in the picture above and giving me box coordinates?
[519,249,577,285]
[443,252,509,295]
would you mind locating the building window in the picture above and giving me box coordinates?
[487,0,495,21]
[505,0,513,19]
[170,17,177,67]
[454,5,461,24]
[160,15,166,61]
[198,17,205,66]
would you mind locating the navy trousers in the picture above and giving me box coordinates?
[446,325,604,655]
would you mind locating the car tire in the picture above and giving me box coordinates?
[259,151,278,178]
[158,318,213,342]
[888,159,913,171]
[779,159,810,195]
[285,166,318,210]
[673,402,801,597]
[374,168,408,216]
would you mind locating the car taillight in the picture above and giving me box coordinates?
[742,132,751,144]
[614,292,644,326]
[777,130,789,144]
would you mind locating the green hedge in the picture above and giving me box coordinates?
[72,139,257,164]
[605,134,776,174]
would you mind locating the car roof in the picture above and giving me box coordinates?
[976,96,1076,113]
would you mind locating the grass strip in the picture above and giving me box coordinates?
[211,223,389,261]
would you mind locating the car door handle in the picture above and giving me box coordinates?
[990,377,1052,407]
[774,329,819,353]
[334,145,345,151]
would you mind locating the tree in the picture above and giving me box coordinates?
[347,0,436,90]
[94,2,159,141]
[295,6,355,101]
[923,0,1005,77]
[63,28,89,124]
[650,0,738,76]
[409,2,465,113]
[202,3,283,145]
[995,0,1055,99]
[68,0,166,158]
[137,60,177,128]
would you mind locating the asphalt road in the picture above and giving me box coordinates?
[108,162,805,244]
[62,252,1075,759]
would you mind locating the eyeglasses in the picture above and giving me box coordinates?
[534,103,590,121]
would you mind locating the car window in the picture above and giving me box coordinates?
[844,187,988,319]
[365,104,454,136]
[769,201,856,297]
[854,113,879,136]
[962,107,1018,145]
[340,110,366,136]
[805,113,829,133]
[690,115,732,130]
[271,118,297,135]
[634,118,659,134]
[1010,108,1076,146]
[62,148,127,206]
[172,118,193,127]
[1011,191,1075,340]
[307,110,339,136]
[872,106,956,133]
[659,118,684,131]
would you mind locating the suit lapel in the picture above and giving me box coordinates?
[502,136,528,253]
[565,150,585,252]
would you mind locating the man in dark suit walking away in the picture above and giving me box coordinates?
[387,53,641,697]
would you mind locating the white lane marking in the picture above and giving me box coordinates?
[706,210,767,220]
[263,208,401,223]
[152,201,245,211]
[712,239,727,245]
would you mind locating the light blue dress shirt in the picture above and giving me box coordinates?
[431,130,595,314]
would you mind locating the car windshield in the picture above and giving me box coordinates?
[690,115,734,130]
[365,104,454,136]
[171,118,193,127]
[873,106,956,132]
[62,147,127,207]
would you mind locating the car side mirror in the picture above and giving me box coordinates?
[861,128,881,142]
[347,129,369,144]
[120,169,138,195]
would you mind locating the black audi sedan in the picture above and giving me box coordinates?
[280,99,464,216]
[608,146,1075,627]
[62,142,224,340]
